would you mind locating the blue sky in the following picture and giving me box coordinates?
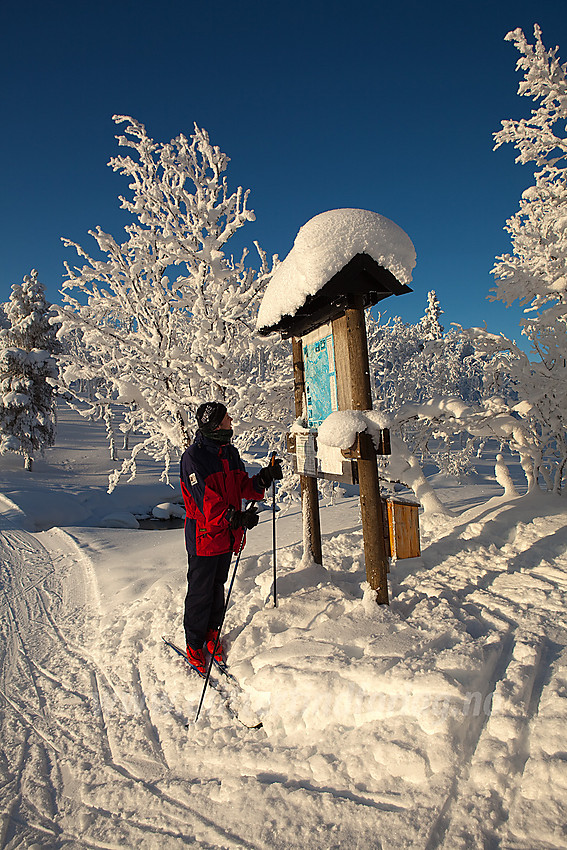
[2,0,566,347]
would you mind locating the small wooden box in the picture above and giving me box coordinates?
[382,497,421,560]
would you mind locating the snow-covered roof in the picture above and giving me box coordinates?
[257,208,416,333]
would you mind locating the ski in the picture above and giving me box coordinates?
[161,636,263,730]
[212,657,237,682]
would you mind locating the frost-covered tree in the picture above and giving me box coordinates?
[0,271,59,471]
[4,270,61,353]
[368,294,485,412]
[420,290,444,340]
[473,25,567,493]
[366,293,488,481]
[56,116,281,489]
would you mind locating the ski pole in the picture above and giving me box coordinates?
[270,451,277,608]
[195,502,255,723]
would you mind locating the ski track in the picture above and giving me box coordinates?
[0,528,306,849]
[402,512,567,850]
[1,504,567,848]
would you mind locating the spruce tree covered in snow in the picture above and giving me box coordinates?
[0,271,59,471]
[420,290,444,340]
[470,25,567,493]
[56,116,283,490]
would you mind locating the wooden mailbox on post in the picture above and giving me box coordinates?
[257,210,416,604]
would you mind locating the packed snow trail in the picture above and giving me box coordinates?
[0,528,272,849]
[1,490,567,848]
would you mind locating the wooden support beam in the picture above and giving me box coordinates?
[335,297,389,603]
[292,336,322,565]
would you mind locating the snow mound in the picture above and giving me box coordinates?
[257,208,416,331]
[152,501,185,519]
[225,536,498,761]
[99,511,140,528]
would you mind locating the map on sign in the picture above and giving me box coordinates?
[302,324,338,428]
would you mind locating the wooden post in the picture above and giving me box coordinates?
[334,297,389,603]
[292,337,322,565]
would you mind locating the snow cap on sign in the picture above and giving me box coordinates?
[257,208,416,332]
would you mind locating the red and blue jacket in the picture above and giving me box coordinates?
[180,431,265,557]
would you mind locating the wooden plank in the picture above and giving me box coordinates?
[291,336,322,565]
[292,336,306,418]
[344,302,373,409]
[331,313,352,412]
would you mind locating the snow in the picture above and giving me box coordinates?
[100,511,140,528]
[257,209,416,331]
[2,403,567,848]
[318,409,391,451]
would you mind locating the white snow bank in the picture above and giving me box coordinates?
[152,501,185,520]
[257,208,416,330]
[226,532,504,759]
[4,401,567,848]
[100,511,140,528]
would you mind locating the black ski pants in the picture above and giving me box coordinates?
[184,551,232,650]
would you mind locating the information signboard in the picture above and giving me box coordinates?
[302,323,338,428]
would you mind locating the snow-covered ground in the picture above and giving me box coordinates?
[1,405,567,849]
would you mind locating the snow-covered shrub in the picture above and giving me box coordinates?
[368,297,486,415]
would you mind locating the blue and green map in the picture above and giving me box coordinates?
[303,330,338,428]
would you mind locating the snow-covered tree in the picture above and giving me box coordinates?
[368,294,485,413]
[4,270,61,353]
[420,290,444,340]
[0,271,59,470]
[56,116,283,490]
[475,25,567,493]
[366,295,489,482]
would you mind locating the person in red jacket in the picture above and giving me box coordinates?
[180,402,282,674]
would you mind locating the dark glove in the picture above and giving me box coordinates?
[228,505,259,530]
[258,456,283,489]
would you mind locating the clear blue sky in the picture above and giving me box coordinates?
[2,0,566,347]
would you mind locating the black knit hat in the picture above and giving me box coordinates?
[196,402,228,433]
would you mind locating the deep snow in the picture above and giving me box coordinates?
[1,405,567,849]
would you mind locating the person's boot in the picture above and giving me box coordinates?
[205,629,225,664]
[186,645,207,676]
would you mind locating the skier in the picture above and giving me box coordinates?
[180,402,282,674]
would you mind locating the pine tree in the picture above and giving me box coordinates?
[420,290,444,340]
[0,271,59,471]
